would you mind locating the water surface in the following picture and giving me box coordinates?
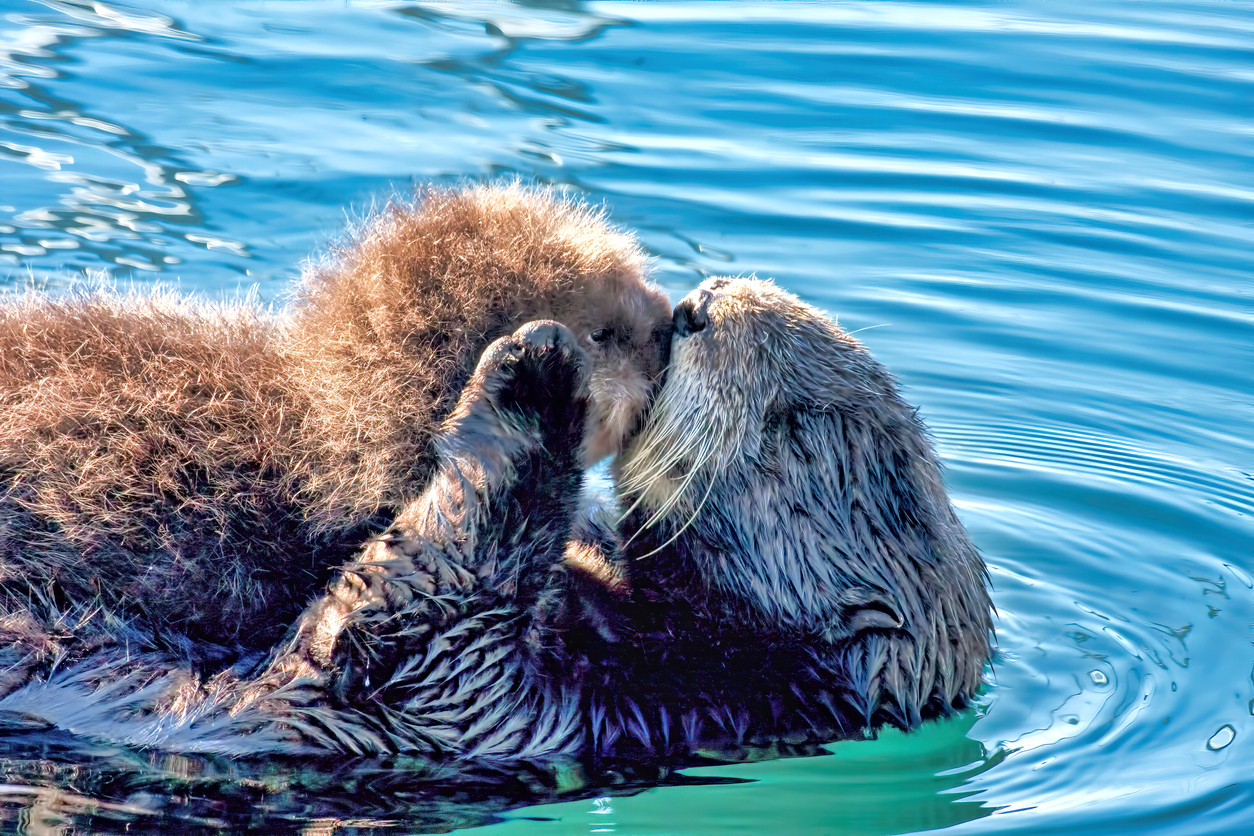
[1,1,1251,833]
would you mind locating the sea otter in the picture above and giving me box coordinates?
[0,184,672,674]
[0,280,992,767]
[584,277,995,759]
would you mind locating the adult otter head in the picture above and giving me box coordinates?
[289,183,672,527]
[615,277,992,716]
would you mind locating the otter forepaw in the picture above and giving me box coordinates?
[472,320,590,437]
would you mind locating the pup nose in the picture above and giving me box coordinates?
[673,292,710,337]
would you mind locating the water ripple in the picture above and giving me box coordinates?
[0,1,1251,833]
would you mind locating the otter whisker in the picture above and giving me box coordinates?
[623,426,702,498]
[619,405,691,475]
[619,384,719,494]
[616,426,692,508]
[616,419,696,517]
[641,433,717,529]
[621,433,719,548]
[616,375,731,536]
[620,459,686,546]
[615,486,654,527]
[843,323,891,336]
[631,461,720,562]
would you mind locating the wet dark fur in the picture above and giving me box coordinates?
[0,184,671,668]
[0,321,596,759]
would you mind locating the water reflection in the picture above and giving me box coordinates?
[0,731,778,835]
[0,720,1001,835]
[474,717,1002,836]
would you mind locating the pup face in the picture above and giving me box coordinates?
[550,279,673,465]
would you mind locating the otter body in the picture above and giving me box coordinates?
[0,280,992,769]
[0,184,672,666]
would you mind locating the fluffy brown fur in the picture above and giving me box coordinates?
[0,320,596,758]
[0,184,671,660]
[288,183,671,531]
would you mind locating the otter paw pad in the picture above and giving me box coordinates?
[476,320,589,429]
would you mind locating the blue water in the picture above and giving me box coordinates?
[1,1,1252,833]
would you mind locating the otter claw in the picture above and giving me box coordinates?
[453,320,589,443]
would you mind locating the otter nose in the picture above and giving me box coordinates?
[673,291,710,338]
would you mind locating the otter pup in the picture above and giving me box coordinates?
[0,184,672,668]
